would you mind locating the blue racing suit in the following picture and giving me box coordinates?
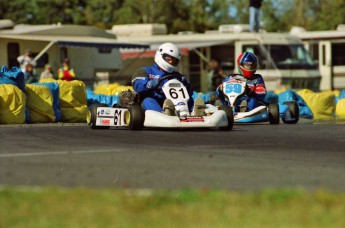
[215,73,267,111]
[131,64,194,112]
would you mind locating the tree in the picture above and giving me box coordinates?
[0,0,34,24]
[311,0,345,30]
[0,0,343,32]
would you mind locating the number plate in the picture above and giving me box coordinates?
[96,107,127,127]
[162,79,189,101]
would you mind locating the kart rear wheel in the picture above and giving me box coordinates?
[88,103,110,129]
[268,103,280,125]
[218,106,234,131]
[126,104,144,130]
[282,101,299,124]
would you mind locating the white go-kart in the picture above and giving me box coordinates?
[218,75,299,124]
[87,75,234,130]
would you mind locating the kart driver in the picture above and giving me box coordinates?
[215,52,267,112]
[131,42,204,116]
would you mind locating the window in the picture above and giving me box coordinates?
[322,45,326,66]
[60,47,68,63]
[332,43,345,66]
[98,47,112,53]
[211,45,235,71]
[32,53,49,68]
[243,44,317,69]
[7,43,20,68]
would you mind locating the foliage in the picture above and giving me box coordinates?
[0,0,344,32]
[1,187,345,227]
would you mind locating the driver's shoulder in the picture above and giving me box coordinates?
[132,68,148,78]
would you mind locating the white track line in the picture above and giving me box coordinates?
[0,148,126,158]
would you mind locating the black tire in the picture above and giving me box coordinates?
[282,101,299,124]
[218,106,234,131]
[268,103,280,125]
[126,104,144,130]
[87,103,110,129]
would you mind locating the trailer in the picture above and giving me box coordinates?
[291,25,345,90]
[0,22,148,88]
[113,24,321,92]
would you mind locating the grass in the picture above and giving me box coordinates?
[0,187,344,228]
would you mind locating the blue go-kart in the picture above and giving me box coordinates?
[217,76,299,124]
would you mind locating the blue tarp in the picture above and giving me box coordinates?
[336,89,345,103]
[86,87,119,107]
[192,91,213,103]
[0,66,25,92]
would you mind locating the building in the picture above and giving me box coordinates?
[0,21,148,88]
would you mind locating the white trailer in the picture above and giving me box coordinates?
[291,25,345,90]
[113,24,321,92]
[0,23,148,88]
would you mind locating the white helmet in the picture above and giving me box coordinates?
[154,42,181,73]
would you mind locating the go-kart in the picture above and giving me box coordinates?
[218,75,299,124]
[87,75,234,130]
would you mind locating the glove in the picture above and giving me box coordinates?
[146,79,159,89]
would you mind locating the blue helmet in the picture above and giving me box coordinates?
[237,52,258,78]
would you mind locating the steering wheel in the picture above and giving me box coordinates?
[157,74,183,87]
[230,75,247,82]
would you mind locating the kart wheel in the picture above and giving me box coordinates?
[126,104,144,130]
[218,106,234,131]
[88,103,110,129]
[268,103,280,125]
[282,101,299,124]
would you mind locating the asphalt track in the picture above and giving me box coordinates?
[1,121,344,191]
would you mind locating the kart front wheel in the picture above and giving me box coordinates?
[88,103,110,129]
[268,103,280,125]
[125,104,144,130]
[218,106,234,131]
[282,101,299,124]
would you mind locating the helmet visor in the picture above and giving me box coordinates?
[162,53,180,67]
[240,60,257,71]
[241,61,258,70]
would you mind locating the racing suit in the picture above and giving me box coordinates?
[131,64,194,112]
[215,73,267,111]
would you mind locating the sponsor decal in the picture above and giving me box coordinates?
[100,109,104,114]
[169,83,181,88]
[176,102,186,106]
[148,74,160,79]
[180,116,205,122]
[105,109,110,114]
[228,79,242,83]
[101,119,110,125]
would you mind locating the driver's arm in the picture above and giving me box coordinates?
[183,78,194,97]
[131,68,149,93]
[177,74,194,97]
[252,76,267,101]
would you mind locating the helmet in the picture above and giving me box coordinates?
[237,52,258,78]
[154,42,181,73]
